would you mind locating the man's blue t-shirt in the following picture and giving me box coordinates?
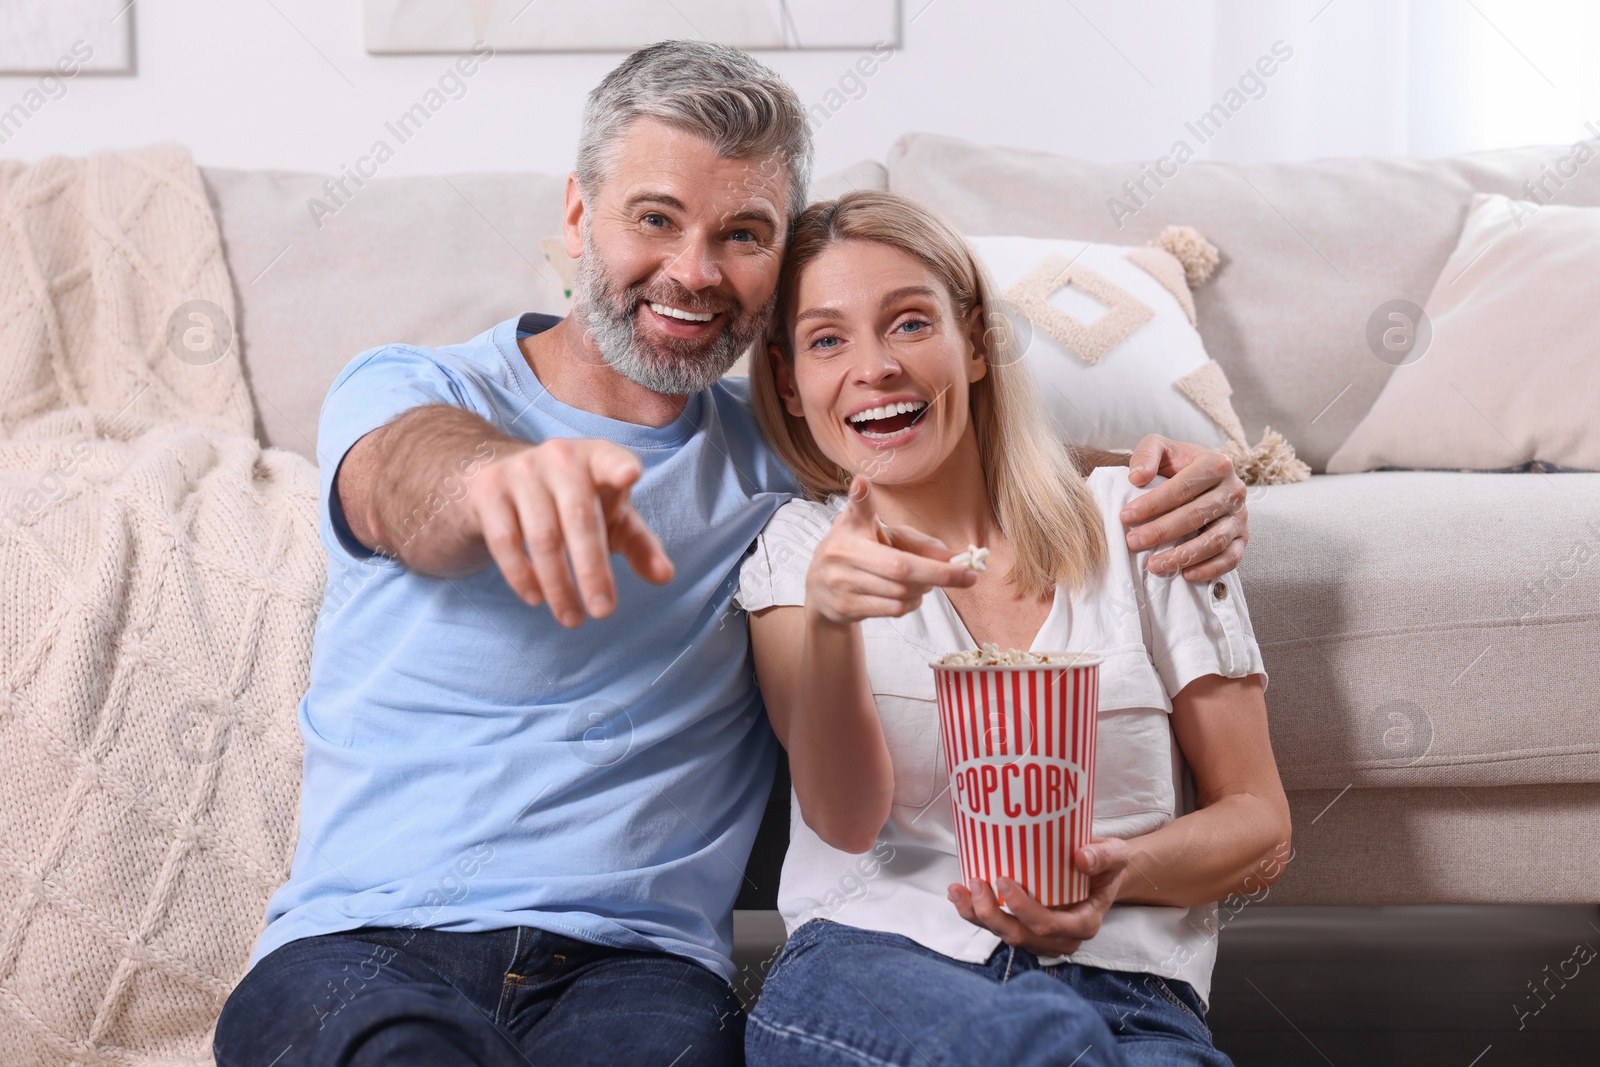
[249,314,796,979]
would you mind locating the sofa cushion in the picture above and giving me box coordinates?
[1238,472,1600,791]
[1328,193,1600,474]
[1272,783,1600,904]
[884,133,1600,471]
[967,233,1260,457]
[202,167,571,463]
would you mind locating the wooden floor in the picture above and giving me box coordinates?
[731,905,1600,1066]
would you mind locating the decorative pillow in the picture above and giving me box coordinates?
[1327,193,1600,473]
[969,229,1308,485]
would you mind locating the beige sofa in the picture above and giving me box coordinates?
[204,131,1600,921]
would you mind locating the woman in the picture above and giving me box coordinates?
[736,191,1291,1067]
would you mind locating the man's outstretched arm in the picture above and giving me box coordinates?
[1070,436,1249,583]
[337,404,674,627]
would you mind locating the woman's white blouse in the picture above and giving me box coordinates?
[734,467,1268,1008]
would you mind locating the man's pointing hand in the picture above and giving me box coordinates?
[467,438,674,627]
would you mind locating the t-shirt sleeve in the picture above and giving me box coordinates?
[317,344,498,561]
[732,499,837,613]
[1111,474,1269,699]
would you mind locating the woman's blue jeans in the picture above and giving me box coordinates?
[746,920,1233,1067]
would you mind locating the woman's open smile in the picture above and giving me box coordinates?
[844,395,931,444]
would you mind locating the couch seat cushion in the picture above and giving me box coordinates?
[1239,472,1600,790]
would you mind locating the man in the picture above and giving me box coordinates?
[215,40,1250,1067]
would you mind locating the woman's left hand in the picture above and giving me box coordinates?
[947,838,1132,957]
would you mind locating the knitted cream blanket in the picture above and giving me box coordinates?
[0,148,324,1065]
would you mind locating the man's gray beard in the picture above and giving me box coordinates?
[574,233,774,396]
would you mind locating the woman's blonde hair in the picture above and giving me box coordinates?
[750,190,1107,597]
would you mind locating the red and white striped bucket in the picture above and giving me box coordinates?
[932,654,1100,907]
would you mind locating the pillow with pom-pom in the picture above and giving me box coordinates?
[970,227,1308,485]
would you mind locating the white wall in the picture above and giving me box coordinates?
[0,0,1216,179]
[0,0,1594,182]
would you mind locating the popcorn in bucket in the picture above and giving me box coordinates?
[932,645,1100,907]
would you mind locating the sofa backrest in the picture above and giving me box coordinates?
[203,167,571,464]
[215,136,1600,473]
[883,132,1600,470]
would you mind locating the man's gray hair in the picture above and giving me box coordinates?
[576,40,813,223]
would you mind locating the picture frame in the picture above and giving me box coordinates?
[0,0,134,74]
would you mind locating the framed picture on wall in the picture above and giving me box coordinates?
[0,0,134,73]
[364,0,901,54]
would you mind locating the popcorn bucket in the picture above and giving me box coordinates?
[932,653,1100,907]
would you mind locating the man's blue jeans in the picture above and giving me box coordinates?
[214,926,745,1066]
[746,920,1233,1067]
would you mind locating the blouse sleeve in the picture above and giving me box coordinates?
[1093,469,1269,699]
[1136,533,1269,699]
[733,498,838,613]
